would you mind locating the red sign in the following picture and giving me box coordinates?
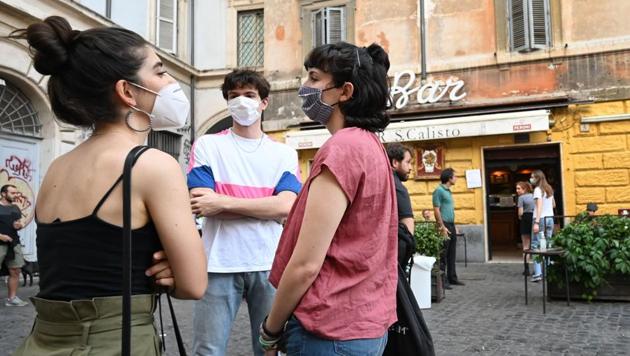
[619,209,630,217]
[513,123,532,131]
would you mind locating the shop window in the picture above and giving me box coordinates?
[508,0,551,52]
[238,10,264,67]
[0,80,42,138]
[157,0,178,54]
[148,130,181,161]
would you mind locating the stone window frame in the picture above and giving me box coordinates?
[300,0,356,56]
[494,0,562,55]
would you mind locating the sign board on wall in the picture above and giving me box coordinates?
[285,110,550,150]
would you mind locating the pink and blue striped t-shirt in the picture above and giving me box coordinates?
[187,129,301,272]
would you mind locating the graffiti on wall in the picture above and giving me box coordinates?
[1,155,35,225]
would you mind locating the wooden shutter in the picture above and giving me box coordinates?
[312,7,345,47]
[529,0,551,49]
[313,8,324,47]
[326,7,345,44]
[508,0,529,52]
[157,0,177,53]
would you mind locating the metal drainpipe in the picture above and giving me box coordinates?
[419,0,427,80]
[189,0,196,143]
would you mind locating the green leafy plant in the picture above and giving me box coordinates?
[414,221,447,263]
[549,214,630,301]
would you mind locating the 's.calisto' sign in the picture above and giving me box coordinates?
[285,110,550,150]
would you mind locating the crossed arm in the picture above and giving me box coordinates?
[190,187,297,221]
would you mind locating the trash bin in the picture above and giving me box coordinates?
[410,255,436,309]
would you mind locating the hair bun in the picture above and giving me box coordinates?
[366,43,390,71]
[25,16,79,75]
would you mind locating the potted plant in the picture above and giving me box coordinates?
[548,213,630,301]
[414,221,448,302]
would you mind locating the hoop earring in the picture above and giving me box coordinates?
[125,110,151,133]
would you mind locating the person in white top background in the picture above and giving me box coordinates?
[187,69,301,356]
[530,169,556,282]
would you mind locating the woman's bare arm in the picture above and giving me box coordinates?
[139,150,207,299]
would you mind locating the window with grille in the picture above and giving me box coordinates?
[238,10,264,67]
[148,130,181,161]
[508,0,551,52]
[157,0,178,53]
[0,81,41,138]
[312,7,345,47]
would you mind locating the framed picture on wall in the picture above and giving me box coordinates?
[416,144,445,180]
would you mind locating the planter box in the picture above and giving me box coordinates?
[431,270,444,303]
[549,273,630,302]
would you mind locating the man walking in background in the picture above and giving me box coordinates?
[0,184,27,307]
[433,168,465,290]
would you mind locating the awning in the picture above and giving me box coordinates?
[285,109,550,150]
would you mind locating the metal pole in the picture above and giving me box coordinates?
[419,0,427,80]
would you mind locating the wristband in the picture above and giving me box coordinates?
[262,315,283,338]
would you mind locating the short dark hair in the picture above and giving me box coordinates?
[440,168,455,184]
[221,69,271,100]
[10,16,148,128]
[386,143,413,166]
[1,185,17,194]
[303,42,391,132]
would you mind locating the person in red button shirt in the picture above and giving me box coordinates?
[259,42,398,356]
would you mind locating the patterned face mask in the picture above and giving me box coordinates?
[298,85,338,125]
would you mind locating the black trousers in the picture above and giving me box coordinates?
[439,222,458,284]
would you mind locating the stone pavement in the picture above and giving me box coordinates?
[1,263,629,355]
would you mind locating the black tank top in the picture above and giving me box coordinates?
[36,171,163,301]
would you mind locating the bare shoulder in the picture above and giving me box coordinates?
[135,148,182,176]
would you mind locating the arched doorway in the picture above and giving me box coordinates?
[205,116,232,134]
[0,80,43,261]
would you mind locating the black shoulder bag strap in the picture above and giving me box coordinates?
[122,145,150,356]
[121,145,188,356]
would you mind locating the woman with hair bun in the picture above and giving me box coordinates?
[10,16,207,355]
[259,42,397,355]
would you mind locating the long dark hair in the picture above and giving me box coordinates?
[10,16,148,128]
[304,42,391,132]
[532,170,553,198]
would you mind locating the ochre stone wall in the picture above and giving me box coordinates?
[558,100,630,216]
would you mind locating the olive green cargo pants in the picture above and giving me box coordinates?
[14,294,161,355]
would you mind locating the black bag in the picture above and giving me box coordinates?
[398,222,415,281]
[383,264,435,356]
[121,146,187,356]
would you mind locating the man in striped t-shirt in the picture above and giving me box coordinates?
[187,70,301,356]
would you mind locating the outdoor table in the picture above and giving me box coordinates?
[523,247,570,314]
[456,232,467,267]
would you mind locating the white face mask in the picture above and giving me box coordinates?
[129,82,190,131]
[227,96,262,127]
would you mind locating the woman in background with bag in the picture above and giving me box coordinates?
[260,42,398,355]
[11,16,207,355]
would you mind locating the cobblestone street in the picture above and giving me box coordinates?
[1,263,628,355]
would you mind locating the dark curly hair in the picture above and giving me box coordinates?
[304,42,391,132]
[10,16,148,128]
[221,69,271,100]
